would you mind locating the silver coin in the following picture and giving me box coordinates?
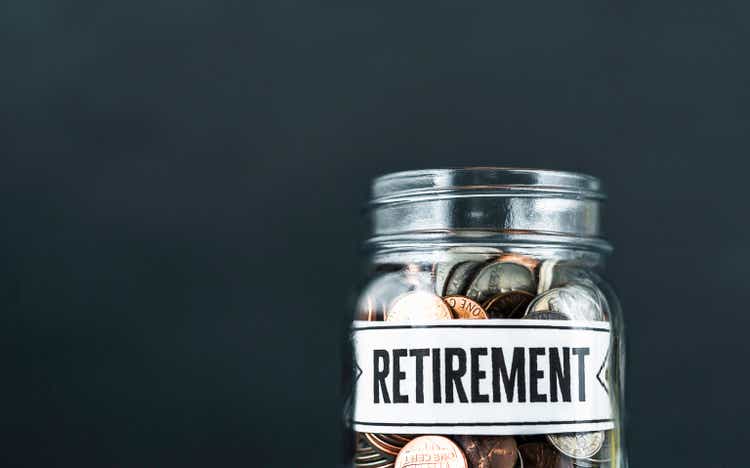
[466,261,535,304]
[355,459,394,468]
[524,285,605,321]
[536,259,558,294]
[524,310,569,321]
[355,435,396,468]
[356,451,389,462]
[547,431,605,460]
[435,262,457,295]
[547,265,611,321]
[434,248,498,295]
[585,430,613,463]
[444,261,484,296]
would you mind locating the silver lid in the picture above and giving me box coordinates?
[366,167,611,253]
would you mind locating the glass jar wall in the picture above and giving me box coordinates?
[342,168,627,468]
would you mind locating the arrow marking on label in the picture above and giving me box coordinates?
[596,345,610,395]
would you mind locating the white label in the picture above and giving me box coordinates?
[351,319,613,435]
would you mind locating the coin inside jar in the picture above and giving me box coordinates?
[482,290,535,319]
[386,291,453,323]
[518,442,573,468]
[364,433,413,458]
[523,310,570,321]
[444,261,485,296]
[536,259,558,294]
[356,433,396,467]
[395,435,468,468]
[524,285,605,322]
[435,248,500,295]
[584,430,613,463]
[444,295,488,319]
[466,261,535,304]
[357,271,430,321]
[454,435,518,468]
[547,432,605,461]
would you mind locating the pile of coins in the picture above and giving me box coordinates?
[356,250,615,468]
[355,433,414,467]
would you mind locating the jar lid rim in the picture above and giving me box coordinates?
[367,167,610,253]
[372,167,604,203]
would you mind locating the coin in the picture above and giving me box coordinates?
[517,442,572,468]
[466,261,535,304]
[550,268,610,317]
[385,434,415,444]
[444,295,488,319]
[536,259,558,294]
[365,433,401,457]
[395,435,468,468]
[356,433,396,468]
[434,248,500,295]
[373,434,415,457]
[524,310,569,321]
[435,262,458,296]
[547,432,605,460]
[357,458,395,468]
[524,285,604,321]
[357,272,419,321]
[482,291,535,319]
[454,435,518,468]
[365,433,414,457]
[444,261,485,295]
[386,291,453,323]
[584,430,613,463]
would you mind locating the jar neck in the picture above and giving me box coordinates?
[367,237,607,270]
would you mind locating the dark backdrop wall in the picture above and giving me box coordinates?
[3,1,749,467]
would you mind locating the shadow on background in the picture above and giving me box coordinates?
[2,1,749,466]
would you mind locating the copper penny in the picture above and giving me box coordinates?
[356,433,396,466]
[395,435,468,468]
[365,433,413,457]
[356,272,415,321]
[386,291,453,323]
[482,290,535,319]
[454,435,517,468]
[518,442,573,468]
[444,295,488,319]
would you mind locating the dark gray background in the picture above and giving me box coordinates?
[2,1,749,466]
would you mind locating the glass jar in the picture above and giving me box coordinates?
[342,168,626,468]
